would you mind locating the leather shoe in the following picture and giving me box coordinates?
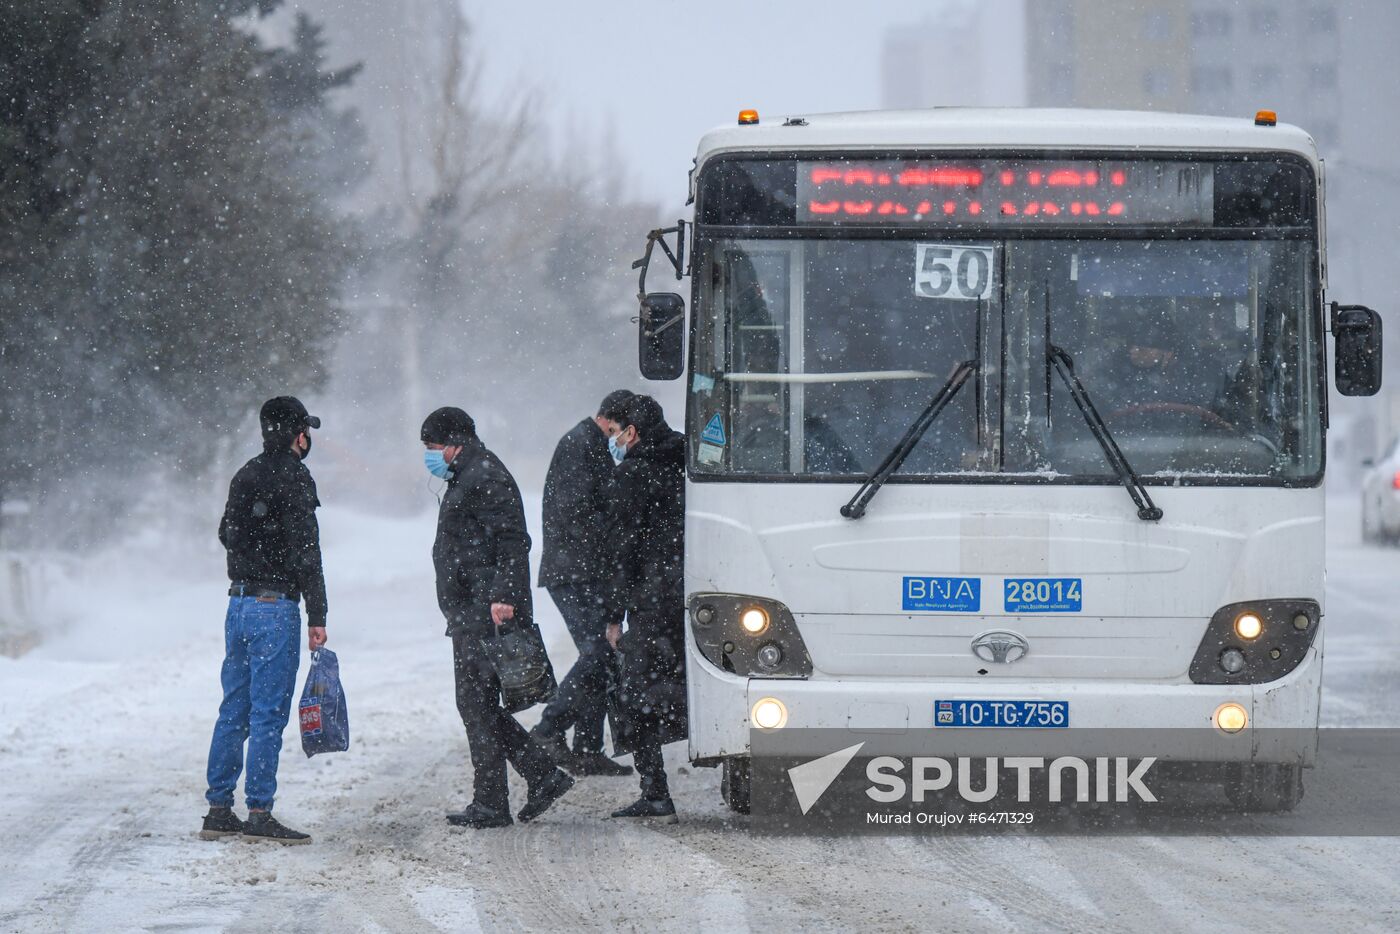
[446,803,512,828]
[518,769,574,823]
[610,796,678,824]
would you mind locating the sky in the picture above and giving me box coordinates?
[459,0,928,207]
[284,0,1027,209]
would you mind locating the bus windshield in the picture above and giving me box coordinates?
[688,236,1323,484]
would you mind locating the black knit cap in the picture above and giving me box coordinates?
[260,396,320,441]
[619,394,665,436]
[597,388,635,421]
[420,406,476,445]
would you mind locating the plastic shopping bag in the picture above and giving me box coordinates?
[299,648,350,757]
[480,620,557,714]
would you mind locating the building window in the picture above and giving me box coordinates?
[1143,9,1173,40]
[1308,63,1338,90]
[1142,68,1174,98]
[1192,66,1234,95]
[1047,63,1074,102]
[1250,7,1280,34]
[1036,0,1075,43]
[1308,6,1337,33]
[1191,10,1233,37]
[1250,65,1281,91]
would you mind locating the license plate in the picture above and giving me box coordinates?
[934,699,1069,728]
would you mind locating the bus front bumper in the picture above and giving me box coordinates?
[688,646,1321,766]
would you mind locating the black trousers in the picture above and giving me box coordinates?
[536,582,619,754]
[452,633,557,812]
[620,606,685,802]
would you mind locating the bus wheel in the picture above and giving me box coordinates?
[721,757,751,814]
[1224,763,1304,812]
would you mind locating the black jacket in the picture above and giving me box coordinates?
[606,425,688,750]
[538,418,617,588]
[433,436,534,630]
[606,426,686,616]
[219,442,328,628]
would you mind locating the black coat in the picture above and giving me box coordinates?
[607,427,685,615]
[537,418,616,588]
[219,442,328,628]
[606,425,688,747]
[433,436,535,635]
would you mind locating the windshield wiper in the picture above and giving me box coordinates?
[841,360,977,519]
[1046,344,1163,521]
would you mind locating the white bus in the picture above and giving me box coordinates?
[632,108,1382,813]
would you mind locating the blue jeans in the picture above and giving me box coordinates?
[206,596,302,811]
[536,582,620,753]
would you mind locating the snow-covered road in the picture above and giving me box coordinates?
[2,491,1399,932]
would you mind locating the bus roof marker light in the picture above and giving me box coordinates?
[1255,109,1277,126]
[1214,702,1249,733]
[738,109,760,125]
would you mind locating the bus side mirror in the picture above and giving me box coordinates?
[638,292,685,380]
[1333,303,1383,397]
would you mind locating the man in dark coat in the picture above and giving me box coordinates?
[422,406,574,828]
[530,389,635,776]
[202,396,327,845]
[603,395,687,823]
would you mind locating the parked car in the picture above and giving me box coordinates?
[1361,439,1400,544]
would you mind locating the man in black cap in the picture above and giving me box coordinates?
[529,389,635,777]
[421,406,574,827]
[201,396,327,845]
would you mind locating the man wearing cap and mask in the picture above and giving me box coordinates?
[421,406,574,828]
[201,396,327,845]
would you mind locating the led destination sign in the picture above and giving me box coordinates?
[795,159,1214,226]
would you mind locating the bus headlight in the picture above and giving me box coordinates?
[1188,599,1320,685]
[755,642,784,670]
[740,607,769,635]
[1214,702,1249,734]
[689,593,813,679]
[1234,613,1263,640]
[752,697,788,730]
[1219,647,1247,674]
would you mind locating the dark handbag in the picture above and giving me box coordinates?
[481,620,557,714]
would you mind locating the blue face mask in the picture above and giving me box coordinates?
[607,434,627,464]
[424,449,451,479]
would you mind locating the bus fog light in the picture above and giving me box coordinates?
[1214,702,1249,734]
[1234,613,1263,640]
[694,604,716,626]
[1219,648,1247,674]
[752,697,788,730]
[755,642,784,670]
[1292,613,1311,631]
[740,607,770,635]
